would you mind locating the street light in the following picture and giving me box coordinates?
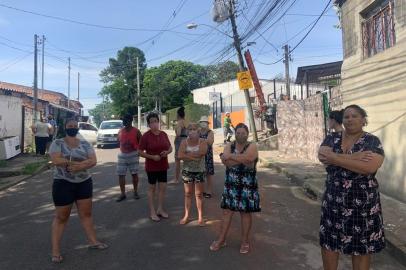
[186,23,233,38]
[186,16,259,142]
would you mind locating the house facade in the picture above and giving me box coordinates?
[335,0,406,201]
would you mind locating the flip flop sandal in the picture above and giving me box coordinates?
[209,241,227,251]
[157,212,169,219]
[88,243,109,250]
[204,193,212,199]
[239,243,250,254]
[51,255,63,263]
[150,215,161,222]
[179,218,189,225]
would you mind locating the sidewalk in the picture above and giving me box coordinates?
[0,153,51,191]
[258,150,406,265]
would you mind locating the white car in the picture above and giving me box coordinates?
[77,122,98,145]
[96,120,123,148]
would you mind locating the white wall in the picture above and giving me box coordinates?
[0,95,22,139]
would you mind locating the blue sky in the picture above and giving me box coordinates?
[0,0,342,114]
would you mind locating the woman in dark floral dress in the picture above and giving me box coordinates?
[209,123,260,254]
[318,105,385,270]
[199,116,215,198]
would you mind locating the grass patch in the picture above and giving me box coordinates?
[0,160,7,168]
[22,161,46,175]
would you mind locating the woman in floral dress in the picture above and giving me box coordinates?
[209,123,260,254]
[199,116,215,198]
[318,105,385,270]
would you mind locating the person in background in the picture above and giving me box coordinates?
[49,118,107,264]
[328,110,344,133]
[223,112,234,144]
[47,114,57,152]
[174,106,187,183]
[210,123,260,254]
[116,114,142,202]
[178,123,208,226]
[138,113,172,222]
[318,105,385,270]
[31,114,52,156]
[199,116,215,198]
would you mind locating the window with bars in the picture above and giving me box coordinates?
[361,0,396,58]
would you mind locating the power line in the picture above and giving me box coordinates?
[0,3,199,35]
[255,0,333,65]
[0,52,33,72]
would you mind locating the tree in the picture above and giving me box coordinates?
[99,47,146,116]
[142,60,207,112]
[88,99,114,127]
[204,61,239,85]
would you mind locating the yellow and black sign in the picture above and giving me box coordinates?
[237,71,253,90]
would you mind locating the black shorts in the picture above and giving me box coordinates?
[52,178,93,206]
[48,135,54,142]
[147,171,167,185]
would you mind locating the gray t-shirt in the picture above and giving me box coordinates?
[49,138,95,183]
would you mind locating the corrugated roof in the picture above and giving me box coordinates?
[295,61,343,84]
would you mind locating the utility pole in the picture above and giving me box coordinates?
[68,57,71,109]
[136,57,141,129]
[283,44,291,99]
[41,35,45,94]
[228,0,258,141]
[77,72,80,101]
[33,34,38,123]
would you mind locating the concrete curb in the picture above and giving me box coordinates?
[0,163,50,191]
[258,156,406,266]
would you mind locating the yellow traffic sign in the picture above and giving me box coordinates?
[237,71,253,90]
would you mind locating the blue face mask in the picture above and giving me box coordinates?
[66,128,79,137]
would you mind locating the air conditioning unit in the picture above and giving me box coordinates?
[0,136,21,160]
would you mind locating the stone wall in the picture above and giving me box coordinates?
[277,94,325,162]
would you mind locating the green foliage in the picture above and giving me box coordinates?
[142,60,208,112]
[99,47,146,116]
[88,100,114,127]
[205,61,240,85]
[183,94,194,105]
[166,103,210,129]
[22,161,46,175]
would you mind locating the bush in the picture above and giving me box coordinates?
[166,103,210,129]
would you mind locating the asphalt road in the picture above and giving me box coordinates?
[0,145,404,270]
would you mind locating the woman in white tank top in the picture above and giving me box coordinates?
[178,123,208,226]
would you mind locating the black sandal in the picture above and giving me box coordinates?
[204,193,212,198]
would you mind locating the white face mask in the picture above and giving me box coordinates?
[200,122,208,129]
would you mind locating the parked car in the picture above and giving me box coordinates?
[97,120,123,148]
[77,122,98,145]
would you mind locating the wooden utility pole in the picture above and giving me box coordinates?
[33,34,38,123]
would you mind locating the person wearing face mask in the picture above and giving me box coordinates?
[178,123,208,226]
[138,113,172,222]
[210,123,260,254]
[198,116,215,198]
[49,119,108,264]
[115,114,142,202]
[31,114,52,156]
